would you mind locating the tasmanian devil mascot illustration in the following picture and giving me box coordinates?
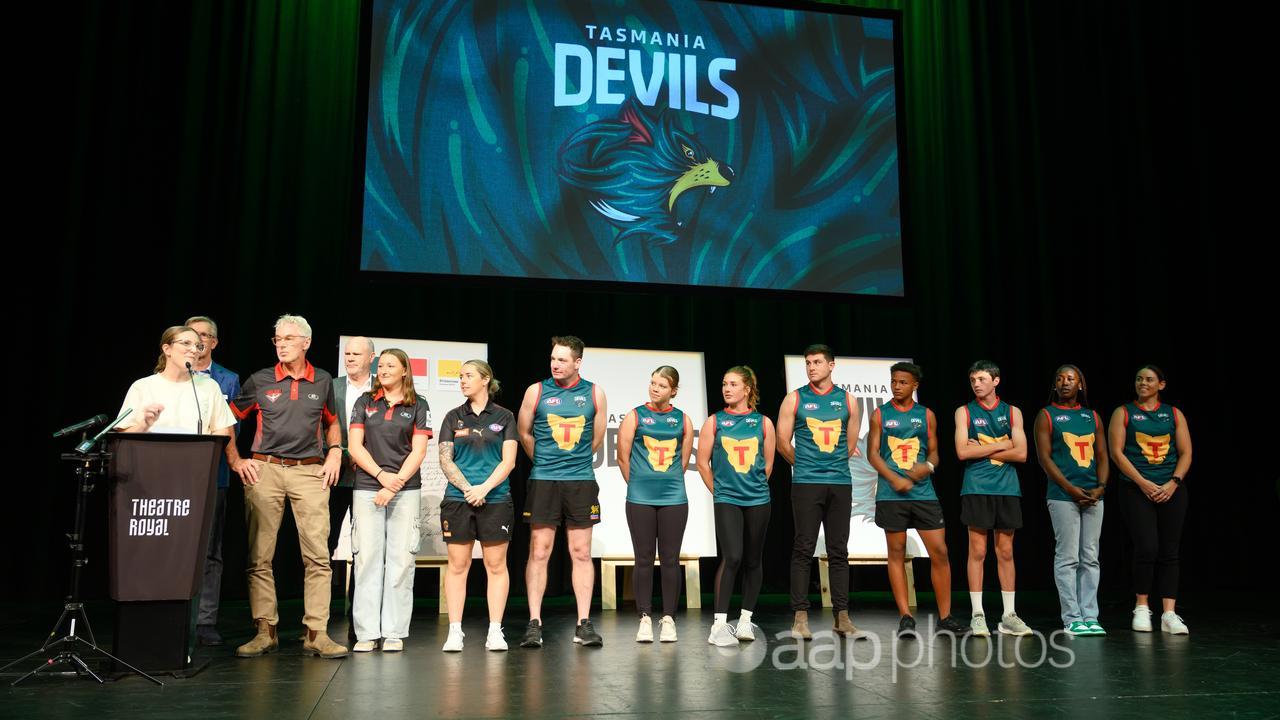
[557,99,734,246]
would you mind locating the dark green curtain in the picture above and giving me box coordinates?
[25,0,1249,604]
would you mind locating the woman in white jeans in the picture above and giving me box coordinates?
[1033,364,1109,636]
[347,349,432,651]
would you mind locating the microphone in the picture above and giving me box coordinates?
[74,409,134,454]
[52,414,109,438]
[187,362,204,435]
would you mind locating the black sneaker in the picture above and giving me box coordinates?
[520,619,543,648]
[573,619,603,647]
[896,615,918,639]
[196,624,224,646]
[936,615,971,635]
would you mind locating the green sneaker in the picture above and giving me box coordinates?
[1085,620,1106,636]
[1065,621,1092,636]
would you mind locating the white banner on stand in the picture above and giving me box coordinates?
[782,355,930,559]
[578,348,713,558]
[333,336,488,561]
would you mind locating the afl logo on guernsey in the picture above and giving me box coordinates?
[885,419,900,428]
[544,397,562,407]
[1055,414,1071,423]
[973,418,989,427]
[641,417,656,425]
[1132,413,1147,421]
[720,419,735,427]
[803,403,819,410]
[265,390,282,403]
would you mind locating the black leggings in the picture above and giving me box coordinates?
[625,501,690,617]
[790,484,852,611]
[1121,480,1188,599]
[714,502,772,614]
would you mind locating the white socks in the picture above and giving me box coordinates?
[738,610,753,625]
[970,592,984,615]
[449,622,462,633]
[714,613,728,624]
[1002,591,1016,616]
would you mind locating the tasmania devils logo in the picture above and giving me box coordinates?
[643,436,678,472]
[558,99,734,246]
[806,417,842,453]
[265,389,282,403]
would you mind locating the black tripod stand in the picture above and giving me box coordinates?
[1,445,163,686]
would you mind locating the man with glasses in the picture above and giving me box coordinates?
[184,316,242,647]
[230,314,348,659]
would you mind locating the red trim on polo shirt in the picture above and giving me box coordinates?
[413,428,432,437]
[275,361,316,383]
[349,422,365,429]
[231,401,257,420]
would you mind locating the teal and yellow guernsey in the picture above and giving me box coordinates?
[711,408,770,507]
[627,403,688,505]
[530,377,597,481]
[791,383,853,485]
[960,397,1020,496]
[876,400,936,502]
[1042,403,1101,501]
[1121,402,1179,484]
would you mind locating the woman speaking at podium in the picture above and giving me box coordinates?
[118,325,235,438]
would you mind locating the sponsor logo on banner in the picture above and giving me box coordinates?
[436,359,461,389]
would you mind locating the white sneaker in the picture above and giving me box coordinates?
[352,639,377,653]
[485,627,508,651]
[381,637,404,652]
[1161,612,1189,635]
[708,621,738,647]
[659,615,678,643]
[636,615,654,643]
[998,613,1033,637]
[1132,605,1153,632]
[733,615,756,641]
[442,627,465,652]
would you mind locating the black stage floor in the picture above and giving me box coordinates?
[3,595,1277,719]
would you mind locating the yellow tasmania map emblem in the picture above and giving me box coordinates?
[547,413,586,451]
[1135,431,1171,464]
[806,417,842,453]
[977,433,1009,466]
[643,436,679,471]
[720,435,759,474]
[886,436,920,471]
[1062,431,1095,468]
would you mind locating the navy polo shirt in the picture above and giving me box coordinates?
[231,361,337,459]
[439,400,517,502]
[350,390,432,491]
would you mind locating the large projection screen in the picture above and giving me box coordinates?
[360,0,904,296]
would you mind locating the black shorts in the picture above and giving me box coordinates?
[522,479,601,527]
[960,494,1023,530]
[875,500,945,532]
[440,499,515,544]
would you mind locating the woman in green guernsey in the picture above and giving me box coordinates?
[866,362,969,637]
[1108,365,1193,634]
[1034,364,1110,636]
[696,366,776,647]
[616,366,695,643]
[437,360,519,652]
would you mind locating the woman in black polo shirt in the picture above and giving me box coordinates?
[347,349,432,652]
[438,359,518,652]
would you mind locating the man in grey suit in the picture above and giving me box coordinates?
[332,337,376,598]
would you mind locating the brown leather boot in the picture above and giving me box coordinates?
[791,610,812,640]
[834,610,865,639]
[303,628,349,659]
[235,619,279,657]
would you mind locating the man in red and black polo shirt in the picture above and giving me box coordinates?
[229,314,348,659]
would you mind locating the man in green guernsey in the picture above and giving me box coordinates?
[776,344,863,640]
[866,362,969,637]
[516,336,608,648]
[953,360,1031,637]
